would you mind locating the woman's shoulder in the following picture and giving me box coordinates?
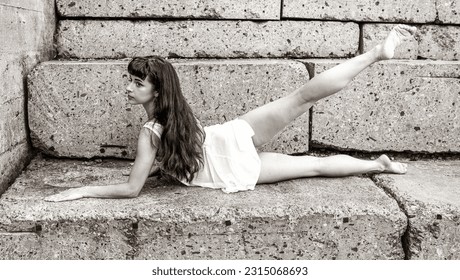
[143,119,164,139]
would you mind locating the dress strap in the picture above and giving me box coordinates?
[143,121,164,140]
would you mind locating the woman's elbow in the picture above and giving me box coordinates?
[126,184,142,198]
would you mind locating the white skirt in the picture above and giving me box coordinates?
[180,118,261,193]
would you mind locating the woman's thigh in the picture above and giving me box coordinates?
[240,93,312,147]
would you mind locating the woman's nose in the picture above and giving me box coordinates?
[126,83,133,92]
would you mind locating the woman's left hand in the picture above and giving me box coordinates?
[45,188,86,202]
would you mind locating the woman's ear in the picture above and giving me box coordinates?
[153,90,159,98]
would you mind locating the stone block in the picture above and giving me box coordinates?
[363,24,460,61]
[374,160,460,259]
[136,233,247,259]
[56,0,281,20]
[305,60,460,153]
[0,1,55,56]
[0,142,30,196]
[28,59,310,159]
[0,232,41,260]
[0,157,406,259]
[0,54,26,106]
[282,0,436,23]
[0,97,26,155]
[56,20,359,59]
[437,0,460,24]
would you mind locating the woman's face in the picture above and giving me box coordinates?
[125,74,158,105]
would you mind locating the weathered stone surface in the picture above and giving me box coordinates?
[0,0,55,55]
[0,157,406,259]
[136,234,247,259]
[0,143,31,196]
[305,60,460,153]
[363,24,460,61]
[28,59,310,159]
[0,0,55,197]
[374,160,460,259]
[0,98,26,155]
[56,0,280,20]
[56,20,359,59]
[437,0,460,24]
[0,232,41,259]
[1,54,25,105]
[282,0,437,23]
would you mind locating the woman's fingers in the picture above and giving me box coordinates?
[44,189,83,202]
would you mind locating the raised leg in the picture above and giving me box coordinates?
[257,153,407,184]
[241,25,417,147]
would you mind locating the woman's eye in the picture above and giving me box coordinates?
[136,82,142,87]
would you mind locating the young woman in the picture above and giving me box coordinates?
[45,25,416,202]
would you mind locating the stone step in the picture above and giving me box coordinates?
[57,0,281,20]
[56,20,358,59]
[373,160,460,260]
[27,59,310,159]
[304,59,460,153]
[0,156,406,260]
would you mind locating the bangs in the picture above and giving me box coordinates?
[128,57,149,80]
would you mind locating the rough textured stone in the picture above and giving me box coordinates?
[0,97,26,155]
[56,0,280,20]
[0,143,31,196]
[28,59,310,159]
[0,0,55,197]
[374,160,460,259]
[0,0,55,56]
[305,60,460,153]
[282,0,437,23]
[437,0,460,24]
[0,157,406,259]
[363,24,460,61]
[56,20,359,59]
[0,232,41,259]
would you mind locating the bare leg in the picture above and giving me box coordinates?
[241,25,417,147]
[257,153,407,184]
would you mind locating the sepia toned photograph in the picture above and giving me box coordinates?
[1,1,459,274]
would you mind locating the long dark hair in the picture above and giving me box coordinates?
[128,56,205,182]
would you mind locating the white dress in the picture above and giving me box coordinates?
[143,118,261,193]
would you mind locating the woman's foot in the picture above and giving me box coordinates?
[376,154,408,174]
[375,24,417,60]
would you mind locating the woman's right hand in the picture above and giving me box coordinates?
[44,188,86,202]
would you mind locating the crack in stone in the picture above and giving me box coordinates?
[0,3,42,13]
[370,175,411,260]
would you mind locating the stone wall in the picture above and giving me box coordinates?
[26,0,459,160]
[0,0,55,195]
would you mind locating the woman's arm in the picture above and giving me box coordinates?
[45,128,159,202]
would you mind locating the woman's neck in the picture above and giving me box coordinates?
[143,102,156,121]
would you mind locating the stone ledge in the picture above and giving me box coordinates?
[302,59,460,153]
[27,59,310,158]
[56,20,359,59]
[0,156,405,259]
[374,160,460,259]
[56,0,281,20]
